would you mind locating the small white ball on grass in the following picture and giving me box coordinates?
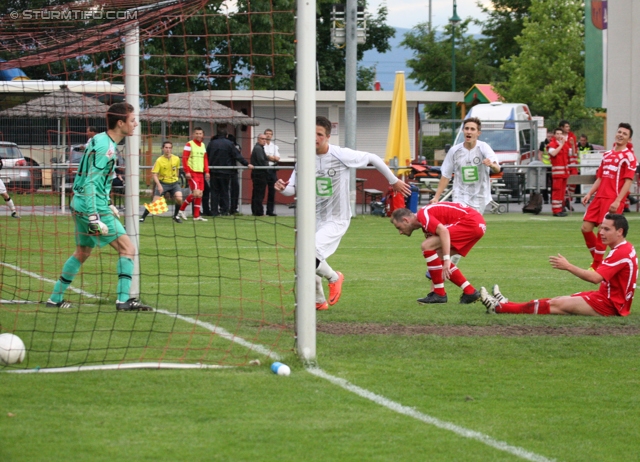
[0,333,26,365]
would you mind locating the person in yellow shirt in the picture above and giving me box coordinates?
[140,141,184,223]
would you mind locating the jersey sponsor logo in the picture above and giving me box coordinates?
[316,177,333,196]
[460,165,479,183]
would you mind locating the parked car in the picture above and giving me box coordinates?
[51,144,84,191]
[0,142,32,191]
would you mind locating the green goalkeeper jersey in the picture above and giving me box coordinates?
[72,132,119,215]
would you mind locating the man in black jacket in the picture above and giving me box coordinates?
[206,127,252,216]
[250,134,270,216]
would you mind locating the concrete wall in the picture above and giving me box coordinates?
[607,0,640,144]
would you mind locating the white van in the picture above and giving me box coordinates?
[454,102,536,166]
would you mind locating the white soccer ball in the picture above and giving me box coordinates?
[0,333,26,365]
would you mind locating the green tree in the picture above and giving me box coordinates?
[477,0,531,77]
[402,20,494,117]
[494,0,591,119]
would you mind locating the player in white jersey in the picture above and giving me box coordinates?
[275,116,411,310]
[431,117,500,213]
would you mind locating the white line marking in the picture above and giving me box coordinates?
[306,367,554,462]
[0,262,100,299]
[153,309,281,360]
[5,262,552,460]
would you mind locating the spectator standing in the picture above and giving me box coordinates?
[559,120,578,210]
[547,128,570,217]
[177,127,209,222]
[263,129,280,216]
[581,123,635,270]
[227,134,243,215]
[206,127,252,216]
[539,131,553,204]
[139,141,184,223]
[250,134,269,216]
[482,214,636,317]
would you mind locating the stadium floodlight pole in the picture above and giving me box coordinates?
[296,0,317,364]
[124,24,141,298]
[345,0,358,217]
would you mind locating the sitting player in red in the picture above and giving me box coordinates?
[390,203,486,304]
[481,213,637,316]
[581,123,635,270]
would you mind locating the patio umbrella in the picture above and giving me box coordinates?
[384,71,412,176]
[142,96,259,126]
[0,87,109,146]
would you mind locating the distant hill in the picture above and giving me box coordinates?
[361,27,423,91]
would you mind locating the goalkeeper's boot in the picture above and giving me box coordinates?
[46,299,72,309]
[116,298,153,312]
[328,272,344,306]
[11,211,19,219]
[480,287,498,314]
[417,292,447,304]
[459,289,481,304]
[492,284,509,304]
[316,301,328,311]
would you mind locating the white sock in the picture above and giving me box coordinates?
[5,198,15,212]
[315,276,326,303]
[316,259,338,282]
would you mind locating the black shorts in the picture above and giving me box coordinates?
[155,181,182,198]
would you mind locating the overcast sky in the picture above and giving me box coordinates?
[366,0,491,33]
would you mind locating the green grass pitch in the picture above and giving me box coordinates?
[1,211,639,461]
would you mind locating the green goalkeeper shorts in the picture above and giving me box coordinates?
[73,207,126,248]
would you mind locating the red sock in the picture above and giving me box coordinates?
[194,197,202,218]
[593,233,606,269]
[448,264,475,294]
[582,230,597,260]
[423,250,445,296]
[497,299,551,315]
[181,195,193,211]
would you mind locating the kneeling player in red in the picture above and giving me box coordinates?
[391,203,486,304]
[481,213,637,316]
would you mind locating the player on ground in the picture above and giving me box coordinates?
[390,203,486,304]
[140,141,184,223]
[481,214,637,316]
[177,127,210,222]
[47,102,152,311]
[275,116,410,310]
[581,123,635,270]
[0,158,19,218]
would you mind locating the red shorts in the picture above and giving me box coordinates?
[572,291,621,316]
[583,196,625,225]
[447,216,486,257]
[188,172,205,192]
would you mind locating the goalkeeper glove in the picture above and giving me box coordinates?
[88,213,109,235]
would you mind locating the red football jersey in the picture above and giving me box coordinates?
[597,240,638,316]
[595,145,636,199]
[416,202,482,235]
[547,138,569,178]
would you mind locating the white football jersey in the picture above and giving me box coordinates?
[441,140,499,212]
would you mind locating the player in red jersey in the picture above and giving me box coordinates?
[177,127,210,221]
[581,123,635,270]
[559,120,579,209]
[481,214,637,316]
[547,127,570,217]
[391,203,486,305]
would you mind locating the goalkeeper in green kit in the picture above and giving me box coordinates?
[47,102,151,311]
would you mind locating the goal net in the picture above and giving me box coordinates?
[0,0,298,371]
